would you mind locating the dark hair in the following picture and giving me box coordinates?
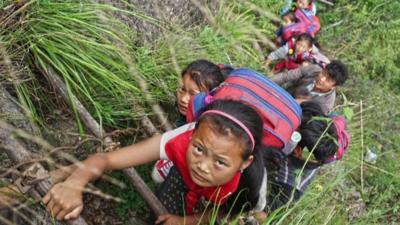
[181,60,225,91]
[296,33,313,47]
[218,64,234,79]
[294,86,312,100]
[283,11,298,23]
[197,99,266,214]
[326,60,348,86]
[197,99,262,158]
[313,37,321,49]
[298,101,338,162]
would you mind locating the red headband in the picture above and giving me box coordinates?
[201,110,255,151]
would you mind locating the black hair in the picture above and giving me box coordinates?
[218,64,234,79]
[196,99,266,214]
[326,60,348,86]
[313,37,321,49]
[197,99,262,158]
[296,33,314,47]
[293,86,312,100]
[283,11,298,23]
[298,101,338,162]
[181,59,225,91]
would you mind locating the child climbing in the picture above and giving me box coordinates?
[281,0,317,17]
[278,0,321,44]
[175,59,225,127]
[266,101,350,211]
[154,65,302,191]
[43,99,267,225]
[265,33,330,73]
[275,10,299,46]
[152,59,225,183]
[296,0,317,15]
[271,60,348,114]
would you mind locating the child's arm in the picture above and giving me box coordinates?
[43,135,162,220]
[311,45,330,67]
[266,44,289,62]
[49,164,78,184]
[270,66,304,85]
[156,214,201,225]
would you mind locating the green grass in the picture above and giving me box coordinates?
[259,1,400,224]
[2,0,174,129]
[1,0,399,224]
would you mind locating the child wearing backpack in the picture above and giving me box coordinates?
[175,59,225,127]
[43,99,267,224]
[296,0,317,15]
[265,33,330,73]
[271,60,349,114]
[266,101,350,212]
[281,0,317,17]
[278,0,321,45]
[152,60,226,183]
[275,10,299,46]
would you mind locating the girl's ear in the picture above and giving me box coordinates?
[240,155,254,171]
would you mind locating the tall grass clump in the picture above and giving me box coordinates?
[257,79,399,225]
[1,0,175,129]
[182,0,282,69]
[1,0,283,129]
[130,0,291,100]
[318,0,400,91]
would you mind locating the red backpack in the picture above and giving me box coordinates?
[322,115,351,164]
[294,8,321,37]
[282,22,308,43]
[186,67,302,149]
[281,8,321,43]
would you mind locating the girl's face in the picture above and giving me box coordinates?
[295,40,311,53]
[176,74,202,115]
[186,120,253,187]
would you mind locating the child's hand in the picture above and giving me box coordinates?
[49,164,77,184]
[264,58,271,67]
[263,59,275,76]
[156,214,185,225]
[263,59,271,71]
[42,181,84,220]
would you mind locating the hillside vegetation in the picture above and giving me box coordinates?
[0,0,399,224]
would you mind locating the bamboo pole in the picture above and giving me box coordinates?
[42,66,167,216]
[43,67,108,142]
